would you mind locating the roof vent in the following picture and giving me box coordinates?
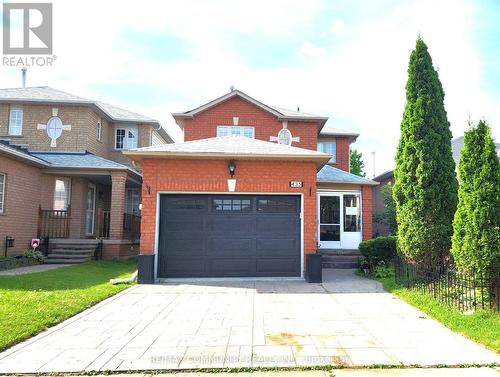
[230,85,235,92]
[297,106,300,112]
[21,67,27,88]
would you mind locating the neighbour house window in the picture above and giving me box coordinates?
[125,188,140,214]
[8,106,23,135]
[317,140,336,163]
[0,173,5,213]
[53,178,71,211]
[96,119,102,141]
[115,127,138,149]
[217,126,255,138]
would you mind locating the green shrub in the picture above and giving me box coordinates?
[374,264,394,279]
[358,236,397,270]
[22,249,44,263]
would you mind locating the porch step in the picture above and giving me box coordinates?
[43,257,90,264]
[45,239,100,264]
[320,250,362,269]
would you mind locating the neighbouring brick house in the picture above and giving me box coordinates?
[0,86,172,260]
[124,90,378,282]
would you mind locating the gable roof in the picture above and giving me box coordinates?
[0,86,173,142]
[317,164,379,186]
[172,90,329,128]
[123,135,331,168]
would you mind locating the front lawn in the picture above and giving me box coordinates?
[376,273,500,352]
[0,259,136,351]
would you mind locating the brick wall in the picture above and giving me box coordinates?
[0,103,154,166]
[183,96,319,151]
[139,158,318,267]
[0,155,42,256]
[362,185,373,240]
[317,136,351,172]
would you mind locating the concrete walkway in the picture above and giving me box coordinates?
[61,369,500,377]
[0,263,71,275]
[0,269,497,373]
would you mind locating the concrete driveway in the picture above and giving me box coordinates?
[0,270,498,373]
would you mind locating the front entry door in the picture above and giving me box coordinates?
[85,184,96,236]
[318,195,341,248]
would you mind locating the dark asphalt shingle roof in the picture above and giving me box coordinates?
[30,151,131,169]
[317,164,378,185]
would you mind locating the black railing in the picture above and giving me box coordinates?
[123,213,141,240]
[38,205,71,238]
[394,258,499,312]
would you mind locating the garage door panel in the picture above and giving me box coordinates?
[165,237,205,256]
[163,257,206,277]
[256,217,299,236]
[208,216,256,235]
[208,238,255,256]
[256,258,300,276]
[158,194,301,278]
[257,239,298,256]
[209,258,256,276]
[165,214,204,232]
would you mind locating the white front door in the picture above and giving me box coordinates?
[341,193,362,249]
[318,194,341,249]
[85,184,96,236]
[318,192,362,250]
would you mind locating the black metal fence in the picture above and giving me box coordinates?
[394,258,499,312]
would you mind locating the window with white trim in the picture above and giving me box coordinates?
[125,188,140,214]
[54,178,71,211]
[317,140,337,163]
[0,173,5,213]
[96,118,102,141]
[115,126,138,149]
[8,106,23,135]
[217,126,255,138]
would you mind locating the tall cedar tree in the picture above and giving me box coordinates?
[451,120,500,275]
[350,149,366,177]
[393,38,458,266]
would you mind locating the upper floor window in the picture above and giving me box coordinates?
[54,178,71,211]
[0,173,5,213]
[96,118,102,141]
[8,106,23,135]
[217,126,254,138]
[317,140,336,163]
[115,126,138,150]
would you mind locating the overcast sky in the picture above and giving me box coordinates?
[1,0,499,177]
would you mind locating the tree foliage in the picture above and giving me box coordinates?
[451,120,500,275]
[393,37,458,266]
[381,183,397,234]
[350,149,366,177]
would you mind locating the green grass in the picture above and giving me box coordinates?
[0,259,137,351]
[376,273,500,352]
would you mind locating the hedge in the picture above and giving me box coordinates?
[359,236,397,270]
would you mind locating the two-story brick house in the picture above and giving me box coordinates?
[124,90,377,282]
[0,86,172,260]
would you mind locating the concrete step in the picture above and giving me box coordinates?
[44,257,90,264]
[50,238,100,245]
[47,253,93,259]
[322,255,360,263]
[50,248,95,255]
[51,244,97,250]
[323,261,359,269]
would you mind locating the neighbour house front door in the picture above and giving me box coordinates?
[85,184,96,236]
[318,192,362,250]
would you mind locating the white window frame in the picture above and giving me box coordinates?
[217,125,255,138]
[8,105,23,136]
[115,125,138,150]
[317,140,337,163]
[0,173,5,214]
[125,188,141,215]
[96,118,102,141]
[53,178,71,211]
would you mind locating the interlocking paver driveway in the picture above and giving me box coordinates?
[0,270,498,372]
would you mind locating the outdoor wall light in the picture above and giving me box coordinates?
[228,160,236,178]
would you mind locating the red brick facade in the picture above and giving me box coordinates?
[140,159,318,257]
[183,96,319,151]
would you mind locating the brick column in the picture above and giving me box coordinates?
[109,171,127,240]
[362,185,373,240]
